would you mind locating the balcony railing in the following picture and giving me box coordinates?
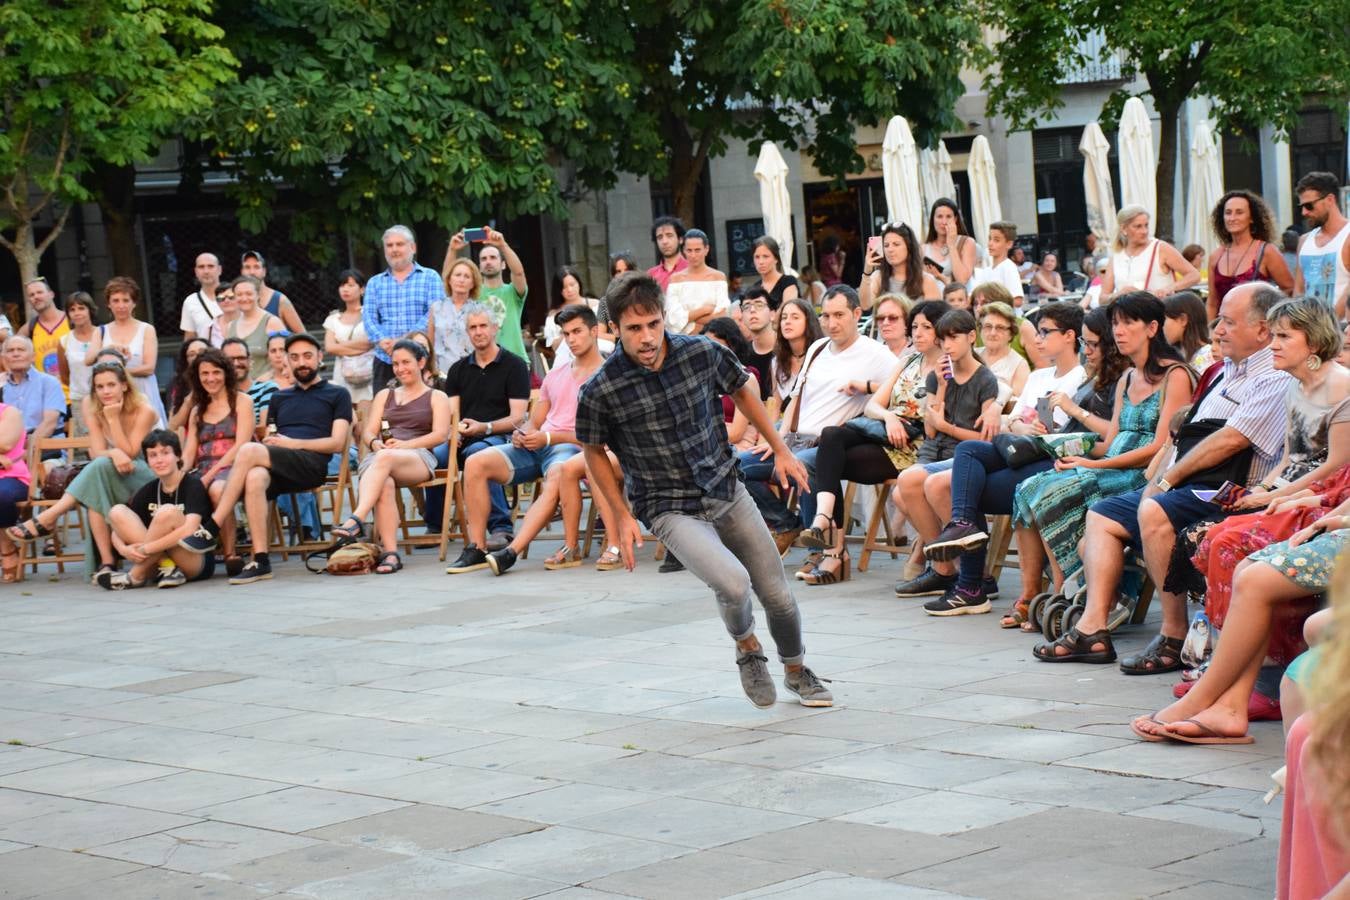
[1060,31,1132,85]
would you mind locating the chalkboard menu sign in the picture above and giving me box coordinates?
[725,217,796,277]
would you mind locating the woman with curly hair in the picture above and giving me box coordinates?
[1206,189,1294,318]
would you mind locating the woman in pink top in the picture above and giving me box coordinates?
[0,402,31,582]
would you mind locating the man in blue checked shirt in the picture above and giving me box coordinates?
[576,274,834,710]
[363,225,444,389]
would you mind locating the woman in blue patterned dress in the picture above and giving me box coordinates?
[1014,292,1195,591]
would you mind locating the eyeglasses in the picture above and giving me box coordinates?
[1082,338,1101,350]
[1036,327,1065,338]
[1300,194,1331,211]
[874,314,903,324]
[981,323,1012,333]
[742,300,769,311]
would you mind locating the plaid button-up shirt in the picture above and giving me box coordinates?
[576,332,749,526]
[362,263,442,363]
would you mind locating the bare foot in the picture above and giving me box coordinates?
[1164,705,1249,740]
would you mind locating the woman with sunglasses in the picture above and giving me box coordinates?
[861,223,941,311]
[922,200,977,288]
[8,361,160,582]
[872,295,910,357]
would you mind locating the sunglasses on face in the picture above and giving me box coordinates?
[1037,327,1065,339]
[874,314,903,324]
[1301,193,1331,211]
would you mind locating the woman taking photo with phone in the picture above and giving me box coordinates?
[860,223,942,311]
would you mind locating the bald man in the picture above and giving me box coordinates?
[180,253,223,341]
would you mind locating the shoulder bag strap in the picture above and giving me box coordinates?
[1182,370,1225,426]
[786,340,829,434]
[1143,240,1160,287]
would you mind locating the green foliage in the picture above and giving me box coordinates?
[197,0,658,240]
[0,0,235,258]
[977,0,1350,136]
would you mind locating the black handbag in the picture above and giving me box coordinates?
[843,415,922,445]
[992,433,1050,468]
[1172,373,1254,487]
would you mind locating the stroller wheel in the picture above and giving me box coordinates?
[1042,598,1070,641]
[1027,592,1054,630]
[1060,603,1085,636]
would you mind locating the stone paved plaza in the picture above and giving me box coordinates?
[0,541,1284,899]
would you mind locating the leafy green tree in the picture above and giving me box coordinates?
[195,0,657,248]
[976,0,1350,236]
[628,0,980,226]
[0,0,235,294]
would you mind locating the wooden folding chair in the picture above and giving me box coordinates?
[383,419,467,561]
[267,436,355,560]
[14,435,94,579]
[856,480,910,573]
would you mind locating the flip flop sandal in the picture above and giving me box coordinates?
[7,519,50,543]
[1032,627,1117,664]
[374,551,403,574]
[1130,714,1170,743]
[1163,718,1254,745]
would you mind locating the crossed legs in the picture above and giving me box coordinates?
[107,504,206,583]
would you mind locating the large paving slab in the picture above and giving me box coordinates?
[0,541,1285,898]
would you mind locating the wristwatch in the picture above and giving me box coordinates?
[1155,477,1172,493]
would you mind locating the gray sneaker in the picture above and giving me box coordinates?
[485,531,513,552]
[736,650,777,708]
[784,666,834,707]
[156,566,187,589]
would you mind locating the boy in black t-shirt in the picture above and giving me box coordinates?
[101,430,219,590]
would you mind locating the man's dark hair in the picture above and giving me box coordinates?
[284,331,321,353]
[221,336,249,355]
[1282,229,1301,253]
[740,286,773,309]
[650,215,686,244]
[605,273,665,324]
[822,284,861,310]
[1038,301,1084,344]
[556,304,599,329]
[1295,171,1340,197]
[141,428,182,459]
[942,281,967,299]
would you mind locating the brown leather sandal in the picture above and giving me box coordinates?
[802,550,850,585]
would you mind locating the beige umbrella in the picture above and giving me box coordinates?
[968,135,1002,244]
[753,141,795,274]
[920,141,957,213]
[1183,121,1224,255]
[1079,122,1116,248]
[882,116,924,229]
[1118,97,1157,237]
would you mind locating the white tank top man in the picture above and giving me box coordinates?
[1293,172,1350,322]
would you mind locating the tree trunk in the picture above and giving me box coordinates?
[1154,100,1181,242]
[91,162,141,279]
[2,221,43,325]
[660,110,705,229]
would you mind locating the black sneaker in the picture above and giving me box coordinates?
[486,546,517,576]
[982,576,1000,599]
[179,529,217,554]
[894,566,957,597]
[659,552,685,573]
[446,544,489,574]
[229,555,272,585]
[157,566,187,589]
[225,555,248,578]
[924,519,989,562]
[924,584,993,616]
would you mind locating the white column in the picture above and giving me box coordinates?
[1260,126,1293,231]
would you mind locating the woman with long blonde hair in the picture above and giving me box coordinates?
[7,361,160,582]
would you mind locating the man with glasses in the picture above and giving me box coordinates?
[1038,282,1290,672]
[1292,172,1349,320]
[221,337,277,425]
[740,287,777,402]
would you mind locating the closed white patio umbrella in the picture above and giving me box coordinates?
[1079,122,1116,248]
[920,141,957,214]
[881,116,924,229]
[1183,121,1224,256]
[753,141,795,274]
[968,134,1002,245]
[1118,97,1157,236]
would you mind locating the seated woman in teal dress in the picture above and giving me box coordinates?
[1014,292,1195,590]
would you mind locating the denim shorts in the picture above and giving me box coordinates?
[492,443,580,484]
[921,458,956,475]
[1090,486,1221,549]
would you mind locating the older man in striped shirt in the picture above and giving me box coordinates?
[362,225,443,389]
[1035,281,1292,674]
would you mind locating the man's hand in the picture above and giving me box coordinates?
[519,430,548,451]
[613,513,645,571]
[450,231,467,253]
[264,434,298,449]
[459,418,485,436]
[485,228,507,248]
[379,337,396,353]
[774,451,810,493]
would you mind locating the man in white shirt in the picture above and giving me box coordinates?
[180,253,222,341]
[738,284,896,552]
[968,223,1025,306]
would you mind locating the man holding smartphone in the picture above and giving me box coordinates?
[446,228,530,361]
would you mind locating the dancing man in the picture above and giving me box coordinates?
[576,273,832,708]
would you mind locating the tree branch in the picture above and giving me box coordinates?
[34,205,73,258]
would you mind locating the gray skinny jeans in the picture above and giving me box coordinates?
[650,482,805,664]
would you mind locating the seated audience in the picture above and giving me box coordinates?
[942,282,969,310]
[332,339,452,573]
[2,336,65,446]
[1163,290,1214,371]
[166,337,209,432]
[1011,292,1194,597]
[180,333,352,584]
[461,306,604,575]
[222,337,277,425]
[101,430,218,589]
[770,297,824,403]
[434,303,530,557]
[1031,253,1068,297]
[737,288,778,403]
[7,361,159,580]
[871,294,911,357]
[739,285,896,554]
[181,348,254,575]
[797,299,946,585]
[977,301,1031,406]
[912,302,1091,612]
[0,402,28,582]
[1043,282,1289,670]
